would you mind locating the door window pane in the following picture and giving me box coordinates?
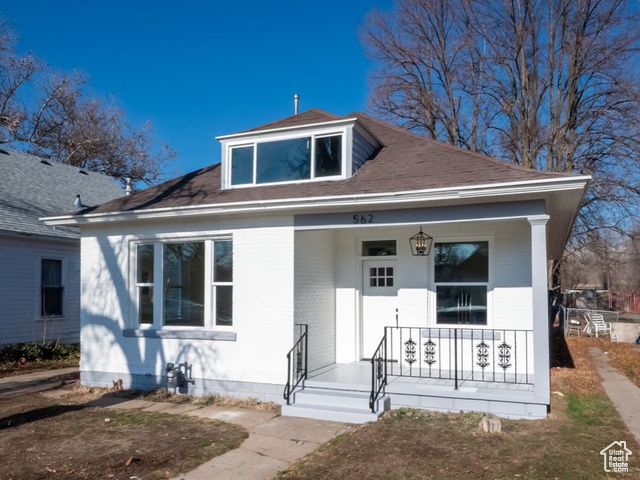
[256,137,310,183]
[315,135,342,177]
[231,146,254,185]
[434,242,488,282]
[163,243,205,326]
[362,240,396,256]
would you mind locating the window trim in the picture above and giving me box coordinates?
[223,126,348,188]
[38,256,65,319]
[130,236,233,332]
[431,237,493,328]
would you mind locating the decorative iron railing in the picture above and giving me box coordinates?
[283,324,308,404]
[382,327,533,389]
[369,331,388,413]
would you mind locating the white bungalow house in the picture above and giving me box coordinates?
[0,149,124,345]
[43,109,589,422]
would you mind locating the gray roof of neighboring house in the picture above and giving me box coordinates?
[80,109,573,216]
[0,149,125,239]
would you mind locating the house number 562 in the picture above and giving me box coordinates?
[353,214,374,224]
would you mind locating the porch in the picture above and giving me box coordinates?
[282,326,546,423]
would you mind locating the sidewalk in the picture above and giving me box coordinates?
[0,367,79,398]
[88,395,353,480]
[590,347,640,445]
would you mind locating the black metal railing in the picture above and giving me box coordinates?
[283,324,308,404]
[369,331,388,413]
[377,327,532,390]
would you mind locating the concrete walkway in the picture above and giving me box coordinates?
[590,347,640,445]
[0,367,78,398]
[88,395,353,480]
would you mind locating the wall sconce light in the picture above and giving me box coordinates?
[409,227,433,256]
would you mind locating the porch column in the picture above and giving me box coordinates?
[529,215,550,406]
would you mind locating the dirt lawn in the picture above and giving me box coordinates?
[0,390,247,480]
[276,337,640,480]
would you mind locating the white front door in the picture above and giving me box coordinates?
[362,260,398,359]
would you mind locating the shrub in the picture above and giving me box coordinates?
[0,342,80,363]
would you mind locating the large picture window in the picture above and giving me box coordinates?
[434,241,489,325]
[134,239,233,328]
[229,133,343,186]
[41,259,63,316]
[163,242,205,327]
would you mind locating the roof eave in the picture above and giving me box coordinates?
[41,175,591,227]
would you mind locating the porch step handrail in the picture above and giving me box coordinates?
[283,324,308,404]
[369,328,388,413]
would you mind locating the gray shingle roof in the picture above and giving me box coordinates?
[0,149,125,239]
[79,109,573,216]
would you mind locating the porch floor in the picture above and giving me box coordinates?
[306,362,534,396]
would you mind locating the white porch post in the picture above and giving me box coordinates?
[529,215,550,406]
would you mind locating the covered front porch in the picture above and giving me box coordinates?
[284,200,552,422]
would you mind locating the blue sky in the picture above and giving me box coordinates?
[0,1,392,178]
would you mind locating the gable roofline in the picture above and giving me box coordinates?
[42,174,590,226]
[216,116,361,141]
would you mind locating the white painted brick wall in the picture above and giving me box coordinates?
[294,230,336,371]
[79,218,295,387]
[0,235,80,344]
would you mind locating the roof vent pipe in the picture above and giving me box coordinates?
[125,177,132,196]
[294,93,299,115]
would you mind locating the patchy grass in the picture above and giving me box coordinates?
[276,337,639,480]
[0,392,247,480]
[598,338,640,388]
[110,388,281,412]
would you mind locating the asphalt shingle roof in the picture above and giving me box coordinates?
[77,109,572,216]
[0,149,125,238]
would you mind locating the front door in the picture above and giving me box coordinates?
[362,260,398,359]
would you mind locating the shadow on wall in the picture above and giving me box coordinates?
[79,236,221,393]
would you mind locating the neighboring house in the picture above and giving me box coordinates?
[0,149,125,345]
[44,109,589,422]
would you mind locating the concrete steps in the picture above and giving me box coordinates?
[281,387,390,424]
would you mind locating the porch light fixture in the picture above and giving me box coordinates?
[409,227,433,256]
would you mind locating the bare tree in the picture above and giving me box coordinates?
[362,0,640,251]
[0,21,174,184]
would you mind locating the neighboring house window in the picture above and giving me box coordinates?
[41,259,63,316]
[213,240,233,326]
[434,241,489,325]
[134,239,232,328]
[136,244,154,324]
[163,242,205,327]
[229,133,343,186]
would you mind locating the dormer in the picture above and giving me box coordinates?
[217,110,381,189]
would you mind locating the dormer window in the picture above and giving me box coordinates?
[229,133,343,186]
[218,115,381,189]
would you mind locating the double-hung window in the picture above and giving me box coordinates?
[434,241,489,325]
[229,133,343,186]
[134,239,233,328]
[41,259,63,317]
